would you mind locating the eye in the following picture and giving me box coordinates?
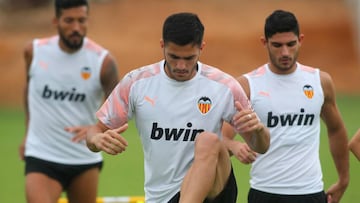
[78,17,87,24]
[287,41,297,47]
[271,43,282,48]
[169,54,180,60]
[64,17,74,24]
[184,56,195,61]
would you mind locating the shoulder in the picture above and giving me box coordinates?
[297,64,321,79]
[236,75,249,98]
[24,40,34,56]
[83,38,107,55]
[102,52,117,67]
[319,70,335,98]
[124,61,162,83]
[200,63,247,98]
[299,62,334,94]
[33,36,57,47]
[199,63,236,83]
[244,65,267,78]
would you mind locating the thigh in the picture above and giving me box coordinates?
[25,173,62,203]
[168,167,237,203]
[205,166,237,203]
[209,142,232,197]
[67,167,101,203]
[25,157,63,203]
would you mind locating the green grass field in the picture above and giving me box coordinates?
[1,94,359,203]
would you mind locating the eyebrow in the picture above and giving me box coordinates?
[270,40,297,45]
[168,53,197,60]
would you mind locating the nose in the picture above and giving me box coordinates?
[73,22,81,32]
[280,46,290,56]
[70,21,82,33]
[175,59,187,69]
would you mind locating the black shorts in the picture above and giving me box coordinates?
[248,188,327,203]
[168,167,237,203]
[25,156,103,190]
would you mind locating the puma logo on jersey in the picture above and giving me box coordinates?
[150,122,204,141]
[39,61,48,70]
[144,96,156,106]
[267,108,315,127]
[258,91,270,97]
[42,85,86,102]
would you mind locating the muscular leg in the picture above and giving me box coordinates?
[25,172,63,203]
[179,132,232,203]
[66,167,100,203]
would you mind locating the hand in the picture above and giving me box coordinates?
[65,125,92,143]
[231,141,257,164]
[326,180,348,203]
[89,124,129,155]
[232,101,263,135]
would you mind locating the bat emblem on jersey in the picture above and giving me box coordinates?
[303,84,314,99]
[81,67,91,80]
[197,96,212,114]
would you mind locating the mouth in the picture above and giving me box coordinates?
[69,35,82,42]
[174,69,188,74]
[279,57,291,65]
[175,71,190,78]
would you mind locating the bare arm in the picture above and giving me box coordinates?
[100,53,119,98]
[349,128,360,161]
[232,101,270,154]
[222,122,258,164]
[223,75,270,159]
[236,75,270,154]
[19,41,33,161]
[320,71,349,202]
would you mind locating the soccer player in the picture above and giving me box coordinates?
[224,9,349,203]
[18,0,119,202]
[86,12,270,203]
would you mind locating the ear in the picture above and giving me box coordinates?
[260,36,267,46]
[200,41,206,50]
[160,39,164,48]
[52,16,58,26]
[298,34,304,46]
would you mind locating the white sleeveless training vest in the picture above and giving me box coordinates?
[25,35,108,164]
[246,63,325,194]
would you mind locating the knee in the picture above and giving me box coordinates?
[195,132,221,154]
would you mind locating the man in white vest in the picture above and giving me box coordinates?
[224,9,349,203]
[19,0,119,202]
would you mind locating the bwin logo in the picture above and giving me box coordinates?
[42,85,86,102]
[150,122,205,141]
[267,108,315,127]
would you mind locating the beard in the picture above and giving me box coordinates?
[59,31,84,51]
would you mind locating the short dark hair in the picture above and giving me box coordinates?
[162,12,204,47]
[55,0,89,17]
[264,10,299,39]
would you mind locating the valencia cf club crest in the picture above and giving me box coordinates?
[81,67,91,80]
[303,84,314,99]
[198,96,212,114]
